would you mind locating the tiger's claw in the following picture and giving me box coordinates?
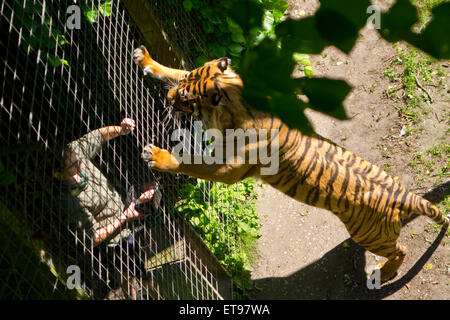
[133,46,153,76]
[142,143,179,172]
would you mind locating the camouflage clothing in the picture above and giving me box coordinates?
[61,130,130,246]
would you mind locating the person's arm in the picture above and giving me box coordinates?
[93,187,156,245]
[67,118,135,163]
[97,118,135,142]
[94,212,128,245]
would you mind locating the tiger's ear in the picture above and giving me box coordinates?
[217,58,231,72]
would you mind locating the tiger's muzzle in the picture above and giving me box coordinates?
[167,87,196,113]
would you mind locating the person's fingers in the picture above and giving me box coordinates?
[122,118,135,127]
[138,189,155,202]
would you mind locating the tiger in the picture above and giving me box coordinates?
[133,45,449,283]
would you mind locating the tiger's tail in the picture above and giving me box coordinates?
[403,192,449,226]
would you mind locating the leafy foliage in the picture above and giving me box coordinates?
[12,1,112,68]
[175,178,261,299]
[82,0,112,23]
[379,0,450,59]
[177,0,312,73]
[385,43,445,119]
[179,0,449,134]
[12,2,69,68]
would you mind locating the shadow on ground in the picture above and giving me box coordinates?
[251,182,449,300]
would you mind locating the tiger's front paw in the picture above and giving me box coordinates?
[142,144,180,172]
[133,46,153,76]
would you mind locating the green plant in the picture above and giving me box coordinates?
[427,142,450,156]
[177,0,314,75]
[408,140,449,185]
[385,44,446,125]
[175,178,261,299]
[383,68,399,81]
[12,2,69,67]
[380,0,448,135]
[12,1,112,68]
[177,0,449,135]
[442,195,450,216]
[82,0,112,23]
[411,0,447,29]
[233,0,449,134]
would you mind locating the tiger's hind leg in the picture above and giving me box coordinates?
[367,241,407,283]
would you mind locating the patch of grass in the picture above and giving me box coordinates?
[442,195,450,216]
[442,196,450,238]
[422,159,436,173]
[415,152,425,160]
[408,141,449,185]
[384,44,447,125]
[383,0,448,135]
[427,142,450,156]
[427,196,450,239]
[428,142,450,183]
[383,68,399,81]
[411,0,447,29]
[434,166,448,185]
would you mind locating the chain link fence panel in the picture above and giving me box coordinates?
[0,0,252,300]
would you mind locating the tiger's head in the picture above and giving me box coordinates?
[167,58,253,133]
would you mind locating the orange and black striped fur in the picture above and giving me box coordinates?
[133,46,449,283]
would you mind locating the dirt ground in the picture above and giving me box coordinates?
[250,0,449,300]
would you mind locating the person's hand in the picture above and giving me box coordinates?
[122,202,149,221]
[120,118,135,135]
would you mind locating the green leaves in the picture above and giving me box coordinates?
[231,33,246,44]
[315,9,359,53]
[276,16,328,54]
[82,1,113,23]
[47,55,70,68]
[378,0,419,45]
[240,39,295,92]
[228,43,244,55]
[379,0,450,59]
[277,0,371,54]
[84,7,98,23]
[293,53,314,77]
[208,42,227,58]
[258,0,289,12]
[317,0,371,53]
[226,17,243,33]
[99,1,112,17]
[12,1,71,69]
[194,55,209,67]
[183,0,205,11]
[297,78,351,120]
[13,0,113,70]
[227,0,264,39]
[176,178,260,298]
[183,0,193,12]
[239,38,347,134]
[178,0,448,133]
[420,3,450,59]
[235,0,448,134]
[177,0,290,68]
[266,0,289,23]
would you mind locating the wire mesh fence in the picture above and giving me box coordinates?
[0,0,248,300]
